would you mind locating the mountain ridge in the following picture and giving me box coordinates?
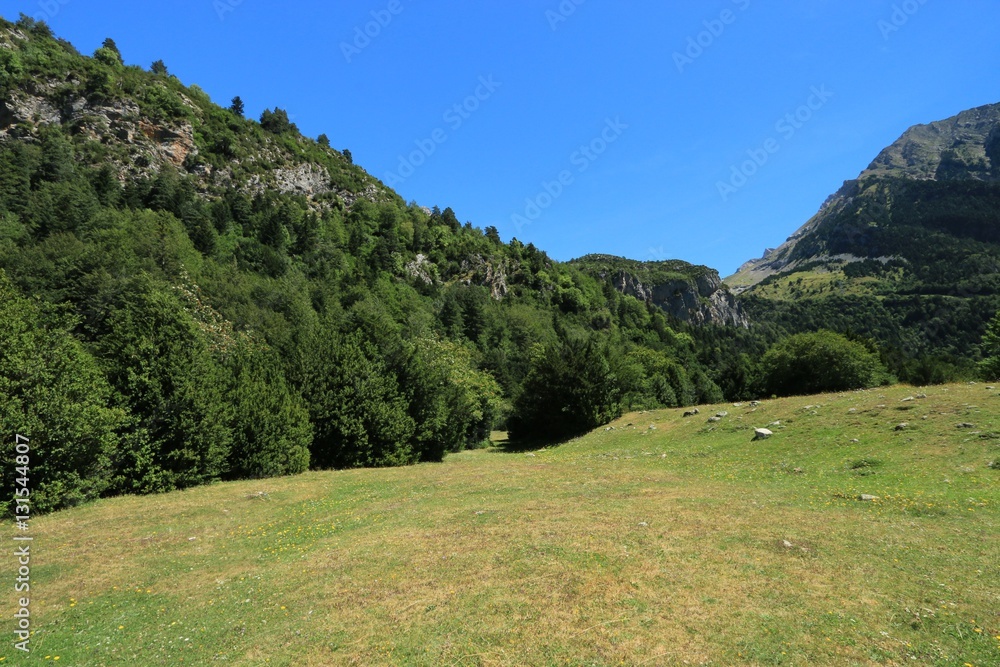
[727,101,1000,291]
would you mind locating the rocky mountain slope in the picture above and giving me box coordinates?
[728,102,1000,290]
[573,255,748,327]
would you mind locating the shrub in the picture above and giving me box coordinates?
[761,330,890,396]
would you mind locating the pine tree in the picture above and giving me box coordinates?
[229,95,245,117]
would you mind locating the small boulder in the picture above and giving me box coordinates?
[682,409,700,418]
[753,428,773,441]
[749,401,761,407]
[901,396,915,402]
[858,494,880,502]
[707,416,721,423]
[916,393,928,399]
[894,423,909,431]
[716,411,729,418]
[957,423,976,429]
[848,408,858,414]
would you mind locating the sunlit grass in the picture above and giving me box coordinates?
[2,383,999,665]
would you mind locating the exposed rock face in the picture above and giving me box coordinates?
[460,255,509,300]
[0,57,383,213]
[0,87,197,180]
[612,268,749,327]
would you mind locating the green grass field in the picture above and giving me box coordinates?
[4,384,999,666]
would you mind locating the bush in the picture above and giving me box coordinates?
[761,330,890,396]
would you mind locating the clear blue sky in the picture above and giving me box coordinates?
[11,0,1000,275]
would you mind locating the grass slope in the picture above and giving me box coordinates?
[4,384,999,666]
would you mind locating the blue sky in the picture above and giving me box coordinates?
[12,0,1000,275]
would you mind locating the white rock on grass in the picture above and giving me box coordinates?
[753,428,773,441]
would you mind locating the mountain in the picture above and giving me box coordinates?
[729,102,1000,289]
[726,102,1000,378]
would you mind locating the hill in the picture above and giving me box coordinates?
[6,382,998,665]
[727,102,1000,380]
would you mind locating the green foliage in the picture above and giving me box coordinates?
[150,59,168,75]
[978,310,1000,380]
[260,108,298,135]
[509,335,623,441]
[761,331,890,397]
[0,272,125,513]
[225,341,312,479]
[97,276,234,493]
[301,329,415,469]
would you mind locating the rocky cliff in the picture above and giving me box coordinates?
[572,255,749,327]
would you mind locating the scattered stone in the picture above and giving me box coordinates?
[525,453,536,457]
[848,408,858,414]
[850,439,860,443]
[782,540,795,549]
[877,404,887,409]
[753,428,773,441]
[769,421,782,427]
[792,467,804,474]
[957,423,976,429]
[749,401,761,407]
[804,405,818,410]
[475,511,485,515]
[858,494,880,502]
[733,403,744,408]
[921,415,929,420]
[682,409,700,418]
[901,396,915,402]
[988,460,1000,470]
[648,425,657,431]
[188,537,197,541]
[637,521,649,527]
[987,386,996,391]
[707,417,721,423]
[716,411,729,418]
[894,423,909,431]
[916,393,928,399]
[247,491,270,500]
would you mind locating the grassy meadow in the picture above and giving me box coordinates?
[3,383,999,666]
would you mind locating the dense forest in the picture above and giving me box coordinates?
[2,15,997,514]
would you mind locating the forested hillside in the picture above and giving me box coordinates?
[0,15,731,512]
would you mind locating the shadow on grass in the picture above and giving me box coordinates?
[488,430,581,453]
